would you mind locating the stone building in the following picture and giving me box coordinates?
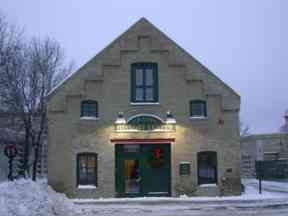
[47,18,241,198]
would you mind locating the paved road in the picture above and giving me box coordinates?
[74,203,288,216]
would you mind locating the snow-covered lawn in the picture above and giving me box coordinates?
[0,179,75,216]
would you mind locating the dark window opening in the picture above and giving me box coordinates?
[190,100,207,117]
[197,151,217,185]
[131,63,158,103]
[77,153,97,186]
[81,100,98,117]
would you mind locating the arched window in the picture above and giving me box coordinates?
[77,153,98,186]
[127,115,163,131]
[197,151,217,185]
[81,100,98,117]
[131,63,158,103]
[190,100,207,117]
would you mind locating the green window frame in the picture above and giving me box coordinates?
[81,100,98,117]
[131,63,158,103]
[190,100,207,117]
[77,153,98,186]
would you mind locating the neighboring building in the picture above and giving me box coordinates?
[241,112,288,177]
[47,18,241,198]
[241,133,288,177]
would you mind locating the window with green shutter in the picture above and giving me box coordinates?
[131,63,158,103]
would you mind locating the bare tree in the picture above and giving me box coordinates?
[0,13,72,180]
[240,121,250,137]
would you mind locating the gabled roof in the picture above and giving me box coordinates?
[48,17,239,100]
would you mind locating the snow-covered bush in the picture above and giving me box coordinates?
[0,179,75,216]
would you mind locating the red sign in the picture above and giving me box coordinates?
[4,144,18,158]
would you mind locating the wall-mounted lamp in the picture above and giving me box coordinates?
[115,112,126,124]
[166,110,176,124]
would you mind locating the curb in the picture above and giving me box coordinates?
[73,197,288,207]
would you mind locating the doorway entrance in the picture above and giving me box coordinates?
[115,143,171,197]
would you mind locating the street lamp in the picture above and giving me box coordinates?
[115,112,126,124]
[166,111,176,124]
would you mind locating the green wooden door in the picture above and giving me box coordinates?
[141,144,171,196]
[115,144,171,197]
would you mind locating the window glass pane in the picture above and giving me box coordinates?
[124,160,140,193]
[131,63,158,103]
[87,174,96,183]
[124,144,140,153]
[136,88,144,101]
[78,154,97,185]
[145,87,154,101]
[87,157,96,168]
[198,152,217,184]
[79,157,87,168]
[145,69,154,86]
[191,102,206,116]
[79,172,86,182]
[135,69,143,86]
[82,101,97,117]
[86,167,95,174]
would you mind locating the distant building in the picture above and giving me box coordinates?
[241,111,288,178]
[241,133,288,177]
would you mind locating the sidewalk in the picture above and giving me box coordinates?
[73,179,288,209]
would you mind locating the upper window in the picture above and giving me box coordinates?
[197,151,217,185]
[81,100,98,117]
[131,63,158,103]
[77,153,98,186]
[190,100,207,117]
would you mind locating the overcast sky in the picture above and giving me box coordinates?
[1,0,288,134]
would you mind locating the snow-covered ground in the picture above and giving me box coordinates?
[73,179,288,216]
[243,178,288,193]
[1,178,288,216]
[0,179,75,216]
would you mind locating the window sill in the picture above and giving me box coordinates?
[80,117,100,120]
[77,185,97,189]
[189,116,208,120]
[199,183,217,188]
[130,102,160,106]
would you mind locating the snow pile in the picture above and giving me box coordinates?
[0,179,75,216]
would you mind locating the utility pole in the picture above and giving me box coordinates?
[256,140,264,194]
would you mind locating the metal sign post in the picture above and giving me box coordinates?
[4,144,18,181]
[256,140,264,194]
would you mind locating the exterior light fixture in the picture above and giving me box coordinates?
[115,112,126,124]
[166,111,176,124]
